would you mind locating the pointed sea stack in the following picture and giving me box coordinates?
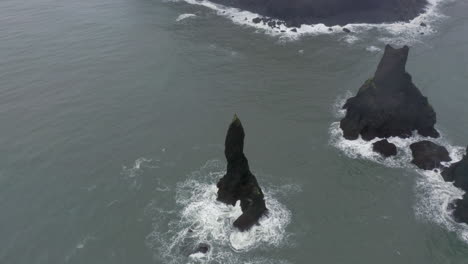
[216,115,268,231]
[340,45,439,141]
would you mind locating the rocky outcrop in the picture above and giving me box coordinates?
[216,115,268,231]
[410,141,451,170]
[442,147,468,190]
[210,0,428,27]
[451,194,468,224]
[372,139,397,158]
[442,147,468,224]
[340,45,439,141]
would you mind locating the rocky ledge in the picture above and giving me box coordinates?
[216,115,268,231]
[209,0,428,27]
[340,45,439,141]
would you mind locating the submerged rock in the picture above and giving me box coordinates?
[410,141,451,170]
[216,115,268,231]
[442,147,468,191]
[372,139,397,157]
[342,27,351,33]
[208,0,428,26]
[340,45,439,141]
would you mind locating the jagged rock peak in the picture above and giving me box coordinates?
[340,45,439,141]
[216,115,268,231]
[374,45,409,86]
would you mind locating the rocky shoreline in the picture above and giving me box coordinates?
[209,0,429,27]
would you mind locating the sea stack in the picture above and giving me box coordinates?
[340,45,439,141]
[216,115,268,231]
[208,0,428,27]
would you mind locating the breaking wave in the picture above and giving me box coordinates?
[177,13,197,22]
[146,159,295,264]
[329,93,468,243]
[174,0,451,45]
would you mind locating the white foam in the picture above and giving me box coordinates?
[146,160,294,264]
[366,46,382,53]
[176,13,197,22]
[330,93,468,243]
[177,0,450,44]
[122,157,164,190]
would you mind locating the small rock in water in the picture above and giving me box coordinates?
[372,139,397,157]
[420,22,427,27]
[410,141,451,170]
[328,27,333,32]
[252,17,261,24]
[342,28,351,33]
[194,243,210,254]
[291,28,297,32]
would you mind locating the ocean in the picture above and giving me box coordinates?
[1,0,468,263]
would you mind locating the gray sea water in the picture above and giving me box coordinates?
[1,0,468,263]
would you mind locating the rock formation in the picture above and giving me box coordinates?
[209,0,428,27]
[442,147,468,190]
[442,147,468,224]
[216,115,268,231]
[340,45,439,141]
[451,195,468,224]
[372,139,397,158]
[410,141,451,170]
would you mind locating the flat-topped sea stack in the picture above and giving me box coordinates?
[209,0,428,27]
[340,45,439,141]
[216,115,268,231]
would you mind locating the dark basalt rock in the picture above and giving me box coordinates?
[410,141,451,170]
[216,115,268,231]
[449,194,468,224]
[342,28,351,33]
[442,147,468,191]
[340,45,439,141]
[455,196,468,224]
[373,139,397,157]
[208,0,428,26]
